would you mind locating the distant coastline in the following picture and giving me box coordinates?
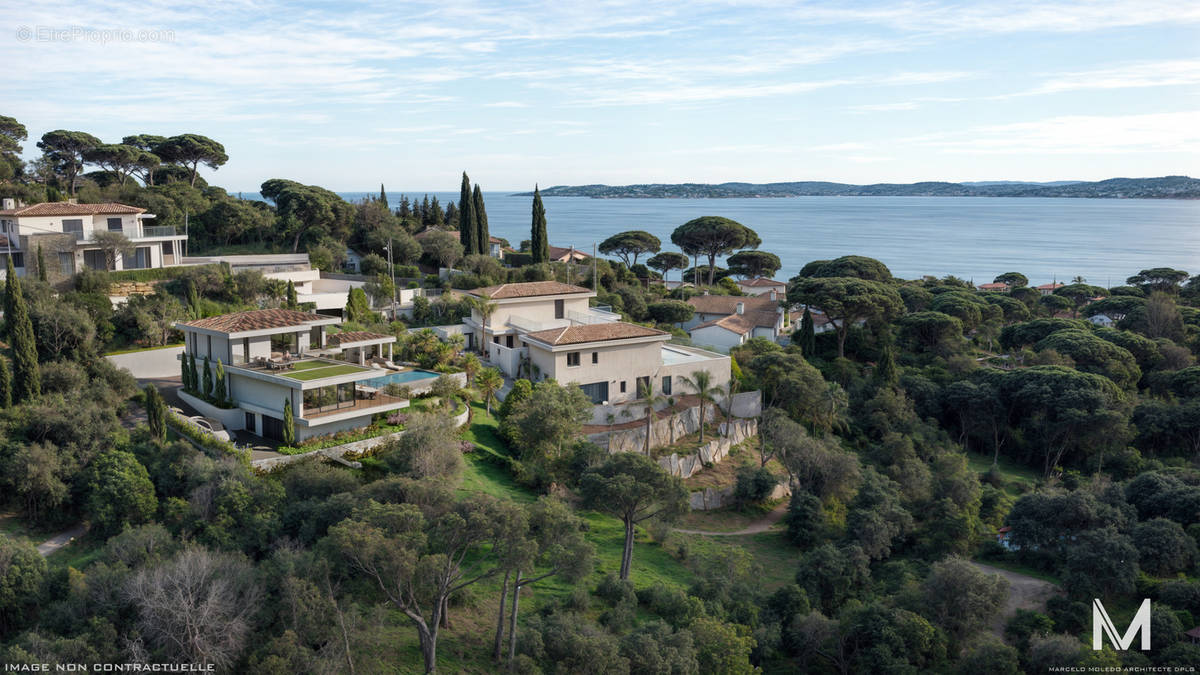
[513,175,1200,199]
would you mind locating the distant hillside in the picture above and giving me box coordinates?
[514,176,1199,199]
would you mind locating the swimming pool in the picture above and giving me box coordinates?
[362,369,440,388]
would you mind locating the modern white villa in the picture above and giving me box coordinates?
[683,292,787,351]
[465,281,730,406]
[174,308,420,442]
[0,200,188,282]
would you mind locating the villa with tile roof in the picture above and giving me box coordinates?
[174,309,408,442]
[464,281,729,406]
[735,277,787,296]
[0,199,188,284]
[682,292,787,351]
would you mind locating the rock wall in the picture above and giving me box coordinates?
[588,405,716,454]
[653,417,757,480]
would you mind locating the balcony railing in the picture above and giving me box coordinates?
[69,225,178,242]
[142,225,177,238]
[568,305,621,325]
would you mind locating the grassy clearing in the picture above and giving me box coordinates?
[972,551,1062,585]
[964,449,1041,495]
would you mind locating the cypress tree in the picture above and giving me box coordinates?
[530,185,548,264]
[286,280,297,309]
[379,183,388,209]
[3,255,16,338]
[8,270,40,402]
[214,359,227,404]
[473,184,489,255]
[187,353,198,393]
[145,384,166,440]
[202,355,213,399]
[0,355,11,408]
[875,342,898,386]
[36,245,46,282]
[445,201,458,227]
[421,195,431,226]
[180,353,190,390]
[798,308,816,357]
[187,279,201,319]
[458,172,476,252]
[282,398,295,446]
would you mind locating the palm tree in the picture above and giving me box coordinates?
[679,370,720,443]
[466,296,498,354]
[638,379,667,455]
[475,367,504,415]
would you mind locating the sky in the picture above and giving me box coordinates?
[2,0,1198,191]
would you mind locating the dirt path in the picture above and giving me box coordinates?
[971,561,1061,636]
[673,503,788,536]
[36,524,87,557]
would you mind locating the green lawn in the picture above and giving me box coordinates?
[104,342,185,356]
[964,449,1041,495]
[283,363,372,380]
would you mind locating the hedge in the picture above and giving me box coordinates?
[107,263,224,283]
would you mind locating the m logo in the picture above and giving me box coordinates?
[1092,598,1151,651]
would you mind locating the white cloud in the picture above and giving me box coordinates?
[902,110,1200,154]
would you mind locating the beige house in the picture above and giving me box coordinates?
[0,200,187,284]
[464,281,729,405]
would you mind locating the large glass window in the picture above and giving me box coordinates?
[58,252,74,275]
[83,250,105,270]
[62,219,83,236]
[579,381,609,404]
[662,376,672,395]
[303,383,357,414]
[107,217,123,232]
[567,352,580,367]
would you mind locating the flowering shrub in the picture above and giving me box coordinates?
[387,412,410,426]
[459,440,476,453]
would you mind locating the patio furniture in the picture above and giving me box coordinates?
[356,385,379,400]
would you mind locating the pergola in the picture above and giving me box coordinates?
[327,331,396,365]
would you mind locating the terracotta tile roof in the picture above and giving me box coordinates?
[737,277,786,287]
[692,314,755,335]
[328,331,395,345]
[548,245,590,261]
[180,309,329,333]
[524,322,667,346]
[977,282,1010,291]
[1036,282,1065,291]
[468,281,592,299]
[0,202,145,217]
[686,294,780,329]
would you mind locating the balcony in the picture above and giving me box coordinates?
[568,305,620,325]
[71,225,178,242]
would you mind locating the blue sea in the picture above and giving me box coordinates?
[256,191,1200,286]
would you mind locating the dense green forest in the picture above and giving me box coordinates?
[4,113,1200,672]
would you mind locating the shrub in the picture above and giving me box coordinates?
[734,465,778,506]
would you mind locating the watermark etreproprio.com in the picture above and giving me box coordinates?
[15,25,176,44]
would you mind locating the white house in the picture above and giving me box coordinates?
[735,277,787,297]
[464,281,730,406]
[175,308,407,442]
[683,293,787,349]
[0,199,188,281]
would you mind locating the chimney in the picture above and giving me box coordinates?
[1,198,13,210]
[736,301,744,315]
